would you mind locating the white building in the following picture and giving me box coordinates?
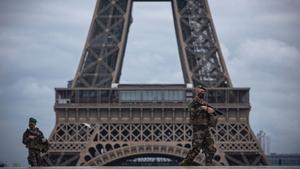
[257,130,271,155]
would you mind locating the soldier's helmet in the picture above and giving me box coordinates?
[194,85,207,93]
[29,117,37,124]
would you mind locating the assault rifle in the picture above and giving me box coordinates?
[191,96,224,116]
[27,129,49,153]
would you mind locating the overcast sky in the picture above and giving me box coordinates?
[0,0,300,166]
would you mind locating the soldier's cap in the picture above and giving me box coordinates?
[29,117,37,124]
[195,85,207,91]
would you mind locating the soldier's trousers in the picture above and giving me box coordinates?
[28,149,42,166]
[185,125,216,164]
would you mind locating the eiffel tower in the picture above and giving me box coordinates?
[43,0,269,166]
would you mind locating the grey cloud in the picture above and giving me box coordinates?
[0,1,96,89]
[208,0,300,52]
[1,0,300,166]
[209,0,300,153]
[0,1,95,166]
[121,2,183,84]
[226,38,300,153]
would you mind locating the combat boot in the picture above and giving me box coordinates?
[205,158,214,166]
[179,158,193,166]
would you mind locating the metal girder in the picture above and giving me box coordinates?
[72,0,232,88]
[45,0,268,166]
[172,0,232,87]
[45,87,268,166]
[77,143,228,166]
[72,0,133,88]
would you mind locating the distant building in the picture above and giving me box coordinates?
[0,162,7,167]
[0,162,21,167]
[268,153,300,166]
[257,130,270,155]
[12,163,20,167]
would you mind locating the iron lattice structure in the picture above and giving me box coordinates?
[43,0,268,166]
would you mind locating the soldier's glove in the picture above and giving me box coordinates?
[200,106,207,110]
[200,106,215,114]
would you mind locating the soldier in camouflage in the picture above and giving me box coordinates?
[22,117,47,166]
[180,86,218,166]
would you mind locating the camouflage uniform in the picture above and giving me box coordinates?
[22,127,44,166]
[181,97,217,165]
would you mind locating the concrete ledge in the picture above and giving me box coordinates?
[2,166,299,169]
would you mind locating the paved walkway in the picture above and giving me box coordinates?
[2,166,299,169]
